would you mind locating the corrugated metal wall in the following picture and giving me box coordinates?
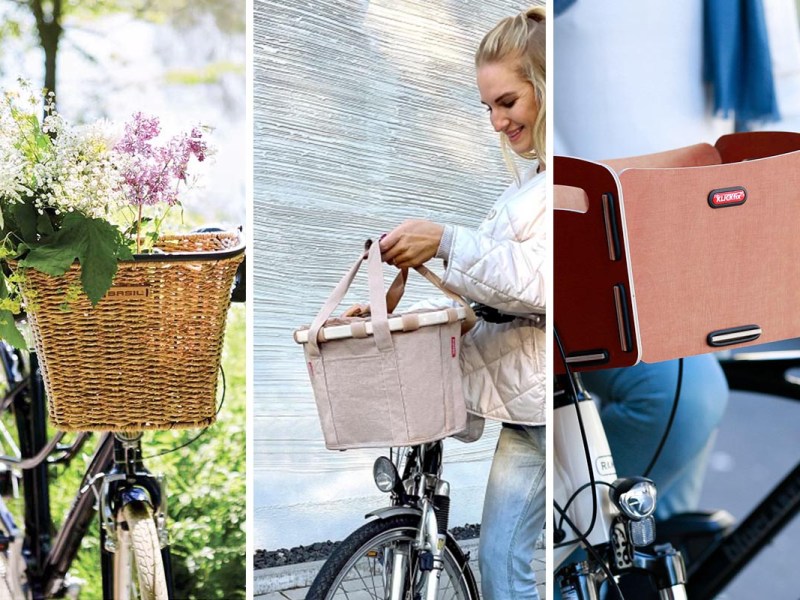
[254,0,529,549]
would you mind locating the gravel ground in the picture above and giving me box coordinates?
[254,523,482,569]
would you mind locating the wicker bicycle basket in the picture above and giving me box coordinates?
[12,231,245,432]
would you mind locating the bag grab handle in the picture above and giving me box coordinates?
[307,241,391,357]
[306,240,476,357]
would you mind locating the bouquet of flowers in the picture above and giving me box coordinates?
[0,82,209,347]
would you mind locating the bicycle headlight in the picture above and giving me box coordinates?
[612,477,657,520]
[373,456,399,493]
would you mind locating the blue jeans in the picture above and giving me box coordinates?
[479,424,545,600]
[582,354,729,519]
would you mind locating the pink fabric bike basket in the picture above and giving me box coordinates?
[294,243,473,450]
[555,131,800,373]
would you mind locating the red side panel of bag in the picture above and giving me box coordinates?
[554,156,640,375]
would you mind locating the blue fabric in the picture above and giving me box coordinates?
[554,0,578,17]
[704,0,780,129]
[480,425,545,600]
[581,355,729,520]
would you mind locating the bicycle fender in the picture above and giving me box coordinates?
[364,506,422,521]
[120,485,153,508]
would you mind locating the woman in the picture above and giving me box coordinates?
[378,8,546,599]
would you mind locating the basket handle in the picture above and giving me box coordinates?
[306,241,477,356]
[414,266,477,334]
[383,264,475,334]
[307,241,394,357]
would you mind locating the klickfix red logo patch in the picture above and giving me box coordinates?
[708,187,747,208]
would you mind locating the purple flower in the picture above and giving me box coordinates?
[114,113,208,207]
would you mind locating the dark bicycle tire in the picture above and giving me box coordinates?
[306,513,479,600]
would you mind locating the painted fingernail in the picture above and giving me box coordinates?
[380,233,387,240]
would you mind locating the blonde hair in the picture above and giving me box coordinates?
[476,6,546,174]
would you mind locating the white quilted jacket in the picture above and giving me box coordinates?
[442,169,546,425]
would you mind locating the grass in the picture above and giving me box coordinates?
[12,304,246,598]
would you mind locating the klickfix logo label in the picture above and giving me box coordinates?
[708,187,747,208]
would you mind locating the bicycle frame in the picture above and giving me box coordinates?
[555,354,800,599]
[554,372,688,599]
[0,344,174,599]
[680,354,800,599]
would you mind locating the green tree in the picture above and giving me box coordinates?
[3,0,244,101]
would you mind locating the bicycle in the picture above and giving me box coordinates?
[306,441,480,600]
[553,348,800,599]
[0,236,246,599]
[553,134,800,598]
[0,342,171,599]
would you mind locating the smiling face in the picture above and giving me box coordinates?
[477,58,539,156]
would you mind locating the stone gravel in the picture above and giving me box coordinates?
[254,523,481,569]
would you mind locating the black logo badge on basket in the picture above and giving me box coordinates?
[708,187,747,208]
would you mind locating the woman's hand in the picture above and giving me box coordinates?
[342,303,369,317]
[380,220,444,269]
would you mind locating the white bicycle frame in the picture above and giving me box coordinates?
[554,397,619,570]
[553,379,689,600]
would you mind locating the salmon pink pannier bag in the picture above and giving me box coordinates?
[294,241,476,450]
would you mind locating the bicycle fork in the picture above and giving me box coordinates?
[384,478,451,600]
[99,432,173,599]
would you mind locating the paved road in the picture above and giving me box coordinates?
[698,359,800,600]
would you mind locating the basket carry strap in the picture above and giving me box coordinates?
[384,264,477,335]
[365,242,407,441]
[414,266,477,334]
[307,241,396,357]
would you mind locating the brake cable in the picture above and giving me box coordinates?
[643,358,683,478]
[554,326,599,544]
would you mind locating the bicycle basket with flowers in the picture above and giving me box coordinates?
[0,83,244,432]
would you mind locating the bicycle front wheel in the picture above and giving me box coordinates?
[307,513,479,600]
[113,502,169,600]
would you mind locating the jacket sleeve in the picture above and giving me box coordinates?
[440,191,546,316]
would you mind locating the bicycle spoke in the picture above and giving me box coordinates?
[311,519,475,600]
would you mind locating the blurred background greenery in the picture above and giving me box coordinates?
[0,0,246,597]
[47,306,246,599]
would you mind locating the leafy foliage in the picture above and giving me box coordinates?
[19,213,133,304]
[43,305,246,598]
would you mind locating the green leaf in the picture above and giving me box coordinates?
[37,213,55,236]
[78,217,125,304]
[117,243,133,261]
[19,212,131,305]
[0,310,26,349]
[19,217,85,276]
[11,202,38,243]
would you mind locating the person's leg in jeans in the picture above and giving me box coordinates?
[582,354,728,519]
[479,424,546,599]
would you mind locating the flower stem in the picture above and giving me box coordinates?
[136,204,142,253]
